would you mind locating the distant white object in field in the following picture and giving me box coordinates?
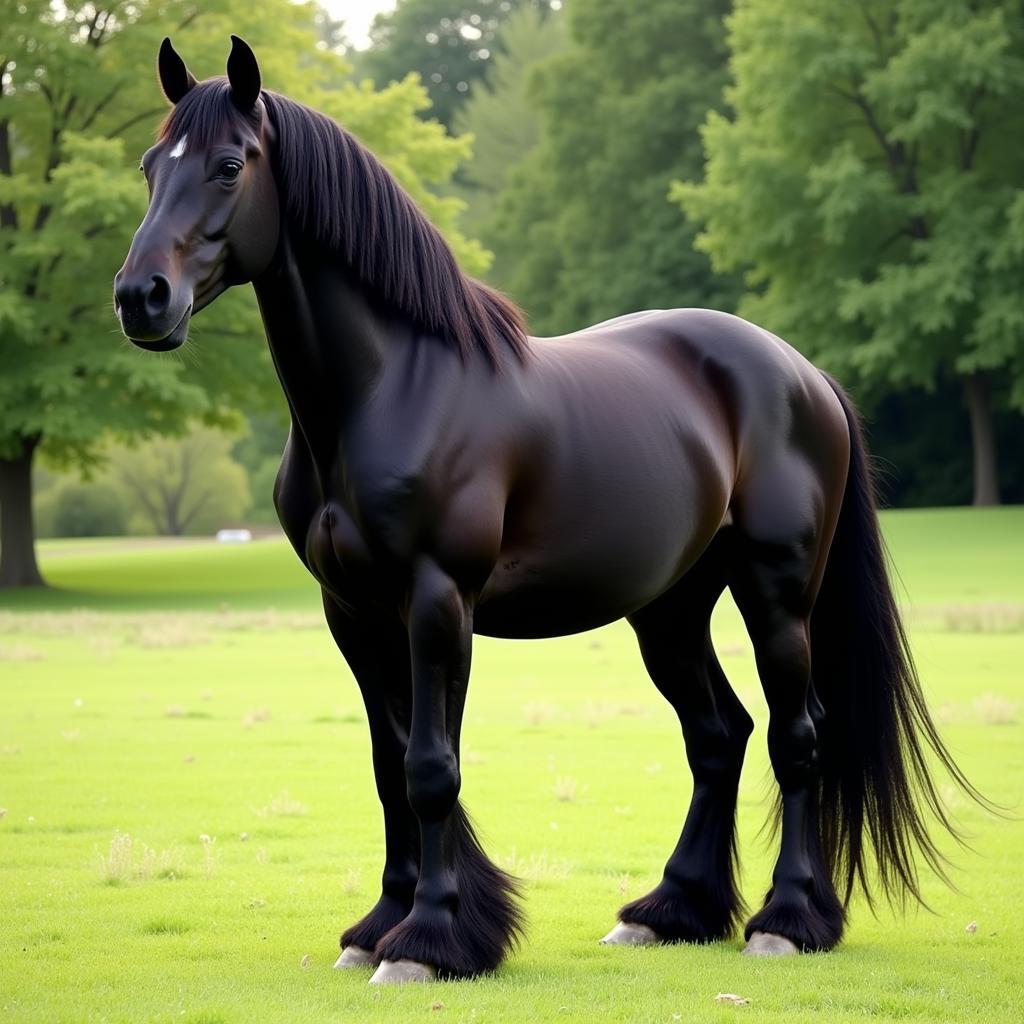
[216,528,252,543]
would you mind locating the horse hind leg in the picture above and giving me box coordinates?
[729,457,845,954]
[603,530,754,946]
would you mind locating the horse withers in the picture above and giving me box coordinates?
[114,36,978,983]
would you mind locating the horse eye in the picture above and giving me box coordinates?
[218,160,243,181]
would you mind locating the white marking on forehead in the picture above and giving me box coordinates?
[169,135,187,159]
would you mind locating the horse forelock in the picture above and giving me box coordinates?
[157,79,259,153]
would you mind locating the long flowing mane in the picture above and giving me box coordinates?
[159,81,528,365]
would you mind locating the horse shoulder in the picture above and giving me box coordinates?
[273,425,320,566]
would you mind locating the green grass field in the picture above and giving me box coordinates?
[1,507,1022,1023]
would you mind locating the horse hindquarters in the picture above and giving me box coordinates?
[732,374,976,953]
[725,380,850,952]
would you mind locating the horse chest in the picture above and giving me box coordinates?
[302,479,422,602]
[303,500,378,599]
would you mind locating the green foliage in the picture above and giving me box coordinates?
[247,456,284,525]
[361,0,557,129]
[52,481,126,538]
[0,0,493,580]
[673,0,1024,406]
[0,0,489,468]
[452,5,568,245]
[232,413,288,478]
[108,428,250,536]
[231,414,287,525]
[486,0,738,335]
[863,382,1024,508]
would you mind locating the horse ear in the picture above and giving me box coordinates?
[158,37,196,105]
[226,35,261,111]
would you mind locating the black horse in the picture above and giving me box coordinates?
[115,38,975,982]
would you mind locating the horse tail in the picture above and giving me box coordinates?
[810,374,982,908]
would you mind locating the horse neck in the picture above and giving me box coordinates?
[252,226,404,466]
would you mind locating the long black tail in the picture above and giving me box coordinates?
[811,376,983,908]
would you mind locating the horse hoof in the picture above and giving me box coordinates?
[599,921,660,946]
[334,945,375,968]
[369,958,438,984]
[742,931,799,956]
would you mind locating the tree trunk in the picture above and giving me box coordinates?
[963,372,1000,507]
[0,437,45,587]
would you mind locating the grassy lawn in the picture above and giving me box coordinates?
[1,508,1022,1023]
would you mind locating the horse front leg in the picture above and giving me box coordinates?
[321,593,420,968]
[371,559,522,983]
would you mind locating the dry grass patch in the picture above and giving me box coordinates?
[939,694,1020,726]
[252,790,308,818]
[98,832,183,884]
[498,847,573,881]
[523,701,559,726]
[553,776,578,802]
[137,621,211,648]
[580,701,649,727]
[972,692,1018,725]
[242,707,271,728]
[939,603,1024,634]
[0,609,323,641]
[0,643,45,662]
[87,635,120,657]
[199,834,218,878]
[717,642,747,657]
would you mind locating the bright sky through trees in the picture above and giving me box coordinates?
[323,0,397,47]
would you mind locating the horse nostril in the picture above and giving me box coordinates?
[146,274,171,316]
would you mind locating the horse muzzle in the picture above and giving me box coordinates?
[124,303,192,352]
[114,266,192,350]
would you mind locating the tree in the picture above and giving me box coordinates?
[360,0,558,129]
[485,0,738,336]
[232,411,290,524]
[452,4,567,249]
[52,481,126,538]
[674,0,1024,506]
[0,1,489,586]
[866,380,1024,507]
[111,428,250,536]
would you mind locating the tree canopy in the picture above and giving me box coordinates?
[485,0,738,336]
[452,3,567,254]
[111,428,251,536]
[674,0,1024,504]
[360,0,558,129]
[0,0,489,585]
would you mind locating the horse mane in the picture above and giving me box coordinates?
[158,80,528,365]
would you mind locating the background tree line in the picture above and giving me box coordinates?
[368,0,1023,508]
[2,0,1021,586]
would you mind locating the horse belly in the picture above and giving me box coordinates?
[475,476,721,639]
